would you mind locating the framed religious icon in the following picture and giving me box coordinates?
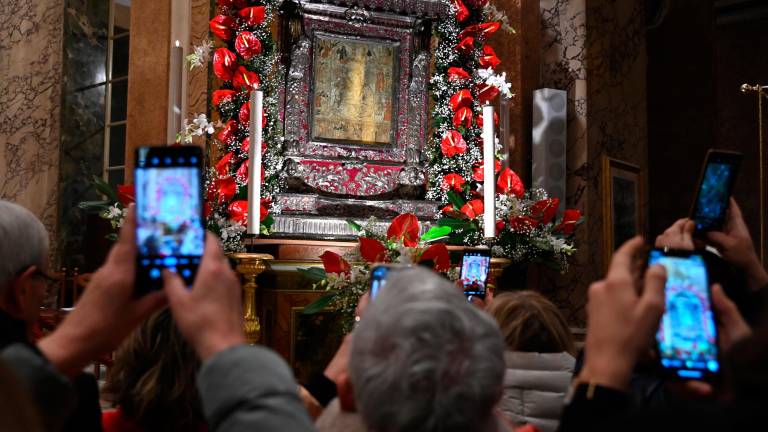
[602,157,644,268]
[311,33,399,147]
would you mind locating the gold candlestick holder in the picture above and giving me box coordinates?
[740,83,768,265]
[229,253,274,344]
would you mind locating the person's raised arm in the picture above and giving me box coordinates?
[576,236,667,391]
[707,198,768,292]
[37,206,166,377]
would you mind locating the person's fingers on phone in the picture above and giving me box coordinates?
[356,292,370,319]
[667,381,713,399]
[706,231,732,251]
[636,264,666,338]
[163,269,191,314]
[607,236,645,284]
[711,284,751,350]
[469,296,486,309]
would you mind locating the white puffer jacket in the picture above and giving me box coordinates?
[498,351,575,432]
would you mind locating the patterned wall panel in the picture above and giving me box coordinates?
[0,0,65,262]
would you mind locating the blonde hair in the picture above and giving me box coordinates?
[104,309,204,431]
[487,291,575,355]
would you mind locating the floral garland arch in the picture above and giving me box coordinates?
[206,0,285,252]
[202,0,582,268]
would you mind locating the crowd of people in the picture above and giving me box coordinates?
[1,197,767,431]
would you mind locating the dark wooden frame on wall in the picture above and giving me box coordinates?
[602,156,644,269]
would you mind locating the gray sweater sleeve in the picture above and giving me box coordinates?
[1,343,75,432]
[197,344,316,432]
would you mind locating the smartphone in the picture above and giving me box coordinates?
[690,149,742,233]
[134,146,206,295]
[649,248,720,381]
[370,265,391,300]
[461,251,491,300]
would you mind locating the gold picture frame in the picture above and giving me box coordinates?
[602,156,643,268]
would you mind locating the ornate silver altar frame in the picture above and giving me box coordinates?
[274,0,449,238]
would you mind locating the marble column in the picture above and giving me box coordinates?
[125,0,173,182]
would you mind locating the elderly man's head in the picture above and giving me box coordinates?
[349,266,505,432]
[0,200,50,323]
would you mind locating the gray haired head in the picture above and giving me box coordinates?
[349,266,505,432]
[0,200,49,292]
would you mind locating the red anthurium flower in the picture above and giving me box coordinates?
[476,82,501,104]
[228,200,248,224]
[475,110,499,128]
[441,204,455,214]
[240,136,267,155]
[461,199,484,219]
[419,243,450,272]
[212,89,237,106]
[235,31,263,60]
[260,203,269,222]
[440,130,468,157]
[212,48,237,81]
[215,151,234,177]
[236,159,248,183]
[203,202,212,219]
[531,198,560,225]
[456,36,475,55]
[239,101,250,126]
[320,251,351,274]
[449,89,474,111]
[215,176,237,204]
[554,209,582,235]
[463,0,489,7]
[459,22,502,40]
[453,107,473,129]
[217,120,238,144]
[359,237,388,263]
[217,0,248,8]
[447,67,470,81]
[479,45,501,69]
[238,6,266,26]
[510,216,539,233]
[452,0,469,22]
[387,213,420,247]
[209,15,235,41]
[472,159,502,182]
[497,168,525,198]
[495,220,506,232]
[232,66,261,91]
[442,173,465,192]
[116,184,135,206]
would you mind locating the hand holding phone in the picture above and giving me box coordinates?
[650,248,720,381]
[690,150,742,233]
[134,146,206,296]
[461,251,491,300]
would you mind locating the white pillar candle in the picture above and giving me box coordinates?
[247,90,263,235]
[168,40,184,143]
[482,103,496,239]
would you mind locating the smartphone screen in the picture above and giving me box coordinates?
[461,252,491,299]
[134,146,205,295]
[649,249,719,380]
[691,151,741,232]
[370,265,390,300]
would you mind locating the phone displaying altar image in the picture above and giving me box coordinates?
[461,252,491,300]
[650,249,719,382]
[134,146,205,295]
[690,149,742,233]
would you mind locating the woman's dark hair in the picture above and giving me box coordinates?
[104,309,204,431]
[487,291,576,355]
